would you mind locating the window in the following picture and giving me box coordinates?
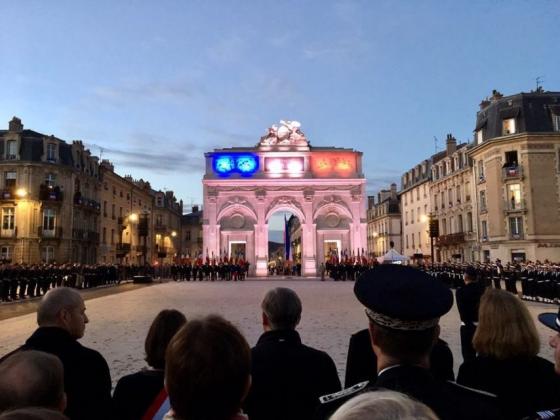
[477,160,485,181]
[502,118,516,135]
[416,188,420,200]
[479,191,487,211]
[405,211,408,225]
[406,234,409,249]
[434,194,438,209]
[156,214,163,226]
[185,231,191,241]
[411,209,415,224]
[42,246,54,263]
[4,171,16,189]
[119,207,123,217]
[456,185,461,202]
[45,173,56,187]
[553,114,560,132]
[467,212,473,232]
[411,234,415,249]
[510,216,523,238]
[465,182,471,201]
[441,218,447,235]
[111,229,115,244]
[457,215,463,233]
[508,184,521,209]
[156,194,164,207]
[505,151,518,167]
[448,190,453,206]
[103,201,107,217]
[417,207,420,222]
[102,227,106,244]
[43,208,55,231]
[111,204,115,219]
[46,143,57,161]
[6,141,17,159]
[441,192,445,208]
[113,187,116,196]
[481,220,488,239]
[1,246,11,261]
[2,207,15,230]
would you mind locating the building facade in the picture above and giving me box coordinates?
[470,89,560,262]
[0,117,182,265]
[181,205,203,259]
[400,159,433,262]
[366,183,401,256]
[430,134,476,262]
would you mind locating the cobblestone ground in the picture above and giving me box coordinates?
[0,278,556,387]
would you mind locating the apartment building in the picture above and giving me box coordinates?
[367,184,401,256]
[470,89,560,262]
[430,134,475,262]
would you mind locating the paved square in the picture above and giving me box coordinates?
[0,280,556,386]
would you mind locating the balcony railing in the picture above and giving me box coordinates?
[504,199,527,212]
[502,165,523,180]
[73,193,101,213]
[39,185,63,202]
[38,226,63,239]
[1,189,15,200]
[116,242,131,257]
[510,233,525,240]
[154,223,167,233]
[0,227,17,239]
[436,232,466,246]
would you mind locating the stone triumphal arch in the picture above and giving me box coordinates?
[202,121,367,276]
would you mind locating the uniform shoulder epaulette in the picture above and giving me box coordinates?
[319,381,368,404]
[522,408,560,419]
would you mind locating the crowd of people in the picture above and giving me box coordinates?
[2,264,560,419]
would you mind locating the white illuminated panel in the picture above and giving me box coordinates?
[266,159,284,173]
[264,157,305,175]
[287,159,303,173]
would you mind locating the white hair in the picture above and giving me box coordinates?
[329,390,439,420]
[37,287,83,326]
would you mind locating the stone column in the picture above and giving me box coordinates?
[254,189,268,276]
[302,198,317,276]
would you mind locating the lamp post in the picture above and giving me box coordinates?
[427,213,439,268]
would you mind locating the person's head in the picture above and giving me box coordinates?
[329,390,439,420]
[261,287,302,331]
[145,309,187,370]
[473,288,539,360]
[165,314,251,420]
[538,307,560,374]
[37,288,88,339]
[0,351,66,413]
[354,265,453,369]
[0,407,68,420]
[463,266,477,283]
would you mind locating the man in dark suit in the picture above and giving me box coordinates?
[456,265,486,362]
[315,265,501,420]
[244,287,341,420]
[0,287,113,420]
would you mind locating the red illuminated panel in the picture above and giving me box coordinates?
[311,153,356,177]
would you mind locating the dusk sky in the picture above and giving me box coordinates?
[2,1,559,211]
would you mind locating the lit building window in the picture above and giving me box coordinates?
[43,208,55,231]
[1,246,11,261]
[2,207,15,230]
[476,129,484,144]
[509,216,523,238]
[7,141,17,159]
[502,118,516,135]
[553,114,560,132]
[508,184,521,209]
[47,143,57,162]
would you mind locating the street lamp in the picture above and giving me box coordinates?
[128,213,139,223]
[15,188,27,198]
[427,213,439,268]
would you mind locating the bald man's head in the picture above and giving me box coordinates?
[37,288,88,339]
[0,351,66,413]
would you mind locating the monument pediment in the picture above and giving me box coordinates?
[257,120,310,151]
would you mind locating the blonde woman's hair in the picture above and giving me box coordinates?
[329,390,439,420]
[473,288,540,359]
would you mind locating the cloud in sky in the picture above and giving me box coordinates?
[93,80,198,104]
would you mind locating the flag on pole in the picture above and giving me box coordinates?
[284,214,291,261]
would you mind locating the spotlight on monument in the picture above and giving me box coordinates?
[287,159,303,173]
[267,159,284,173]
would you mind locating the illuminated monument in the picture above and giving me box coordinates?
[202,121,367,276]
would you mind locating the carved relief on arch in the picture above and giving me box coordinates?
[266,196,305,223]
[217,196,257,224]
[313,195,352,220]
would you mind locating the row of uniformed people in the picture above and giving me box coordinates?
[168,261,250,282]
[325,260,378,281]
[0,263,121,302]
[426,261,560,303]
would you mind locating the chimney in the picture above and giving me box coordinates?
[491,89,503,102]
[446,133,456,156]
[390,183,397,197]
[192,205,199,213]
[479,99,491,110]
[9,117,23,132]
[367,196,375,209]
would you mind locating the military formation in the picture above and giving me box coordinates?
[426,260,560,303]
[0,263,140,302]
[167,257,250,282]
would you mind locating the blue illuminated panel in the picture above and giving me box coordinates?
[213,154,258,176]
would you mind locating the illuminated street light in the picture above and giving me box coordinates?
[420,214,428,223]
[171,231,177,237]
[15,188,27,198]
[128,213,139,223]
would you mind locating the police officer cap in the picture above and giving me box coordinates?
[538,307,560,333]
[354,265,453,331]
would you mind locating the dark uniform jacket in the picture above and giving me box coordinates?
[316,365,502,420]
[456,281,485,362]
[113,369,164,420]
[244,329,341,420]
[458,355,560,420]
[2,327,113,420]
[344,328,455,387]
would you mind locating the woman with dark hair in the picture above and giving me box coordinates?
[457,289,560,419]
[113,309,187,420]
